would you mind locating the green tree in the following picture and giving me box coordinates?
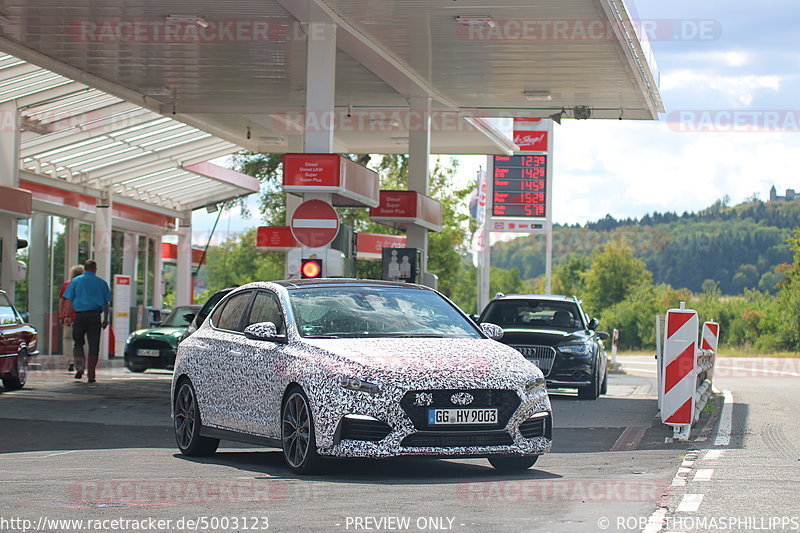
[582,240,653,314]
[552,254,590,297]
[200,228,284,295]
[230,153,475,302]
[772,230,800,350]
[449,265,535,316]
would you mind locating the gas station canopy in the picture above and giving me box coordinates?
[2,53,258,215]
[0,0,662,157]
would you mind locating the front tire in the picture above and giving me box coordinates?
[126,362,147,373]
[281,387,320,474]
[174,380,219,456]
[578,364,601,400]
[2,351,28,390]
[488,455,539,471]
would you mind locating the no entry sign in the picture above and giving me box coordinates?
[290,199,340,248]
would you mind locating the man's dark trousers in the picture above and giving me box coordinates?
[73,310,101,380]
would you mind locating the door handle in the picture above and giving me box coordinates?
[230,350,243,356]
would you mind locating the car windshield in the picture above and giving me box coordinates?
[161,306,197,328]
[288,285,482,339]
[483,300,584,331]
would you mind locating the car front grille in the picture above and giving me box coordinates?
[339,417,393,442]
[400,389,520,431]
[519,414,552,439]
[510,345,556,376]
[401,431,514,448]
[130,339,173,352]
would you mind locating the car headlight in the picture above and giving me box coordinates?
[525,376,546,394]
[558,342,593,356]
[339,377,380,394]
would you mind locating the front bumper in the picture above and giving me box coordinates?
[546,358,594,388]
[313,385,552,459]
[124,341,177,369]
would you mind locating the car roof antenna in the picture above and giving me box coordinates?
[494,292,505,299]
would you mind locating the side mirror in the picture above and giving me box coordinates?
[597,331,611,340]
[153,321,162,327]
[469,314,480,323]
[244,322,287,344]
[183,313,196,324]
[587,317,599,330]
[480,322,504,340]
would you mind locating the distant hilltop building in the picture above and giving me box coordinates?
[770,185,797,202]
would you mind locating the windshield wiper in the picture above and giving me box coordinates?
[303,334,341,338]
[382,334,449,338]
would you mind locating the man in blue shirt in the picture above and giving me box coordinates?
[63,260,112,383]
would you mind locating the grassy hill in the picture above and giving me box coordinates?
[491,199,799,294]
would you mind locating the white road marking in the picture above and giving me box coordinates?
[642,507,667,533]
[694,468,714,482]
[713,390,733,446]
[681,459,694,467]
[714,365,800,377]
[676,493,704,512]
[704,449,723,460]
[671,467,691,487]
[41,450,82,458]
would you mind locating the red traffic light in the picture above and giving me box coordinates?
[301,259,322,279]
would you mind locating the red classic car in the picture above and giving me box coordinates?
[0,290,37,390]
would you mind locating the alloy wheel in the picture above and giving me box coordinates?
[282,392,311,468]
[174,383,196,450]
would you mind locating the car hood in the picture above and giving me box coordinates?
[130,327,185,340]
[497,327,593,347]
[300,337,541,386]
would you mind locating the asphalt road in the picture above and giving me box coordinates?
[2,355,793,532]
[618,355,800,533]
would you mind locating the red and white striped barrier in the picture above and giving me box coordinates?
[657,305,720,440]
[661,307,699,438]
[701,321,719,383]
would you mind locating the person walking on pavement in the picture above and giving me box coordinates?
[58,264,84,372]
[63,260,112,383]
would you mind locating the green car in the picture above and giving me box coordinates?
[124,305,201,372]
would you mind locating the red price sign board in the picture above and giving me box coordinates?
[492,155,547,218]
[290,200,340,248]
[256,226,298,251]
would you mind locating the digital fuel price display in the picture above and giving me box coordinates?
[492,154,547,218]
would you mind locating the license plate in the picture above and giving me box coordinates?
[427,408,498,425]
[137,348,160,357]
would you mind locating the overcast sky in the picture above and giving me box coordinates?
[191,0,797,240]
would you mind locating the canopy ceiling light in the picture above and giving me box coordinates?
[573,106,592,120]
[371,119,400,128]
[259,136,285,144]
[523,90,552,102]
[166,14,209,28]
[141,86,172,96]
[390,136,409,144]
[455,16,496,29]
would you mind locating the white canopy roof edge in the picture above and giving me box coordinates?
[0,49,259,214]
